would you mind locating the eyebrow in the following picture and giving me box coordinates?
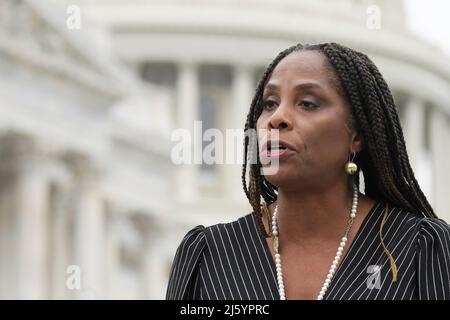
[264,82,324,93]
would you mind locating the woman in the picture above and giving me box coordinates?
[166,43,450,300]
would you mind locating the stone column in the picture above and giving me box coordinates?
[232,65,254,131]
[0,133,49,299]
[225,65,254,202]
[0,180,13,299]
[430,107,450,222]
[65,153,105,299]
[141,217,168,299]
[49,182,72,299]
[103,204,121,299]
[403,95,425,171]
[175,62,199,202]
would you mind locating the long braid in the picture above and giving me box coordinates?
[321,43,435,217]
[355,51,435,217]
[242,42,436,239]
[356,53,419,210]
[242,44,304,236]
[325,46,409,208]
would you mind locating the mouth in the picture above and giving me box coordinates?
[261,139,296,159]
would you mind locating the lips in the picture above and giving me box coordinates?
[261,139,296,159]
[261,139,295,152]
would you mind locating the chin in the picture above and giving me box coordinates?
[262,166,295,188]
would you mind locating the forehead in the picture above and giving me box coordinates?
[268,50,331,83]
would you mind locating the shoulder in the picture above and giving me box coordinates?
[365,203,449,299]
[380,203,450,241]
[416,216,450,242]
[415,216,450,299]
[387,206,450,299]
[172,213,256,257]
[170,213,259,268]
[414,215,450,258]
[185,213,260,254]
[170,224,208,267]
[169,224,208,276]
[375,203,449,262]
[393,205,450,243]
[176,224,207,252]
[410,213,450,261]
[165,225,206,299]
[202,213,258,241]
[166,214,256,299]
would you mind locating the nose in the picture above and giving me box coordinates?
[268,102,292,130]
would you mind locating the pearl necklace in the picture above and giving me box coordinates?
[271,184,359,300]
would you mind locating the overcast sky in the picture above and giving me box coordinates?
[405,0,450,57]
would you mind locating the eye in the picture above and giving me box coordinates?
[299,100,319,109]
[262,99,278,110]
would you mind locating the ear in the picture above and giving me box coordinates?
[350,129,364,153]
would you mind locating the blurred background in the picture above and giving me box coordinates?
[0,0,449,299]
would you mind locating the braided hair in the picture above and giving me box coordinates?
[242,42,436,238]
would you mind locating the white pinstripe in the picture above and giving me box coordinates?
[215,225,244,299]
[230,222,258,298]
[251,215,278,299]
[208,226,234,298]
[223,226,251,298]
[166,202,450,300]
[328,204,399,298]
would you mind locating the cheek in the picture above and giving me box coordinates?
[256,117,262,129]
[256,114,269,140]
[255,116,266,152]
[308,119,349,158]
[324,124,347,144]
[256,113,267,129]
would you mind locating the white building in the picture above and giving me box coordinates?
[0,0,173,299]
[0,0,449,299]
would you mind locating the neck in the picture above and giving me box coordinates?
[271,179,356,244]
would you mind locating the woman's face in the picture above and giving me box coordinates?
[256,50,362,191]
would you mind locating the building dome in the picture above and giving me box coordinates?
[1,0,449,299]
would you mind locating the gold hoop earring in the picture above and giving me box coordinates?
[345,151,358,175]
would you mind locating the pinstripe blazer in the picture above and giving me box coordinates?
[166,200,450,300]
